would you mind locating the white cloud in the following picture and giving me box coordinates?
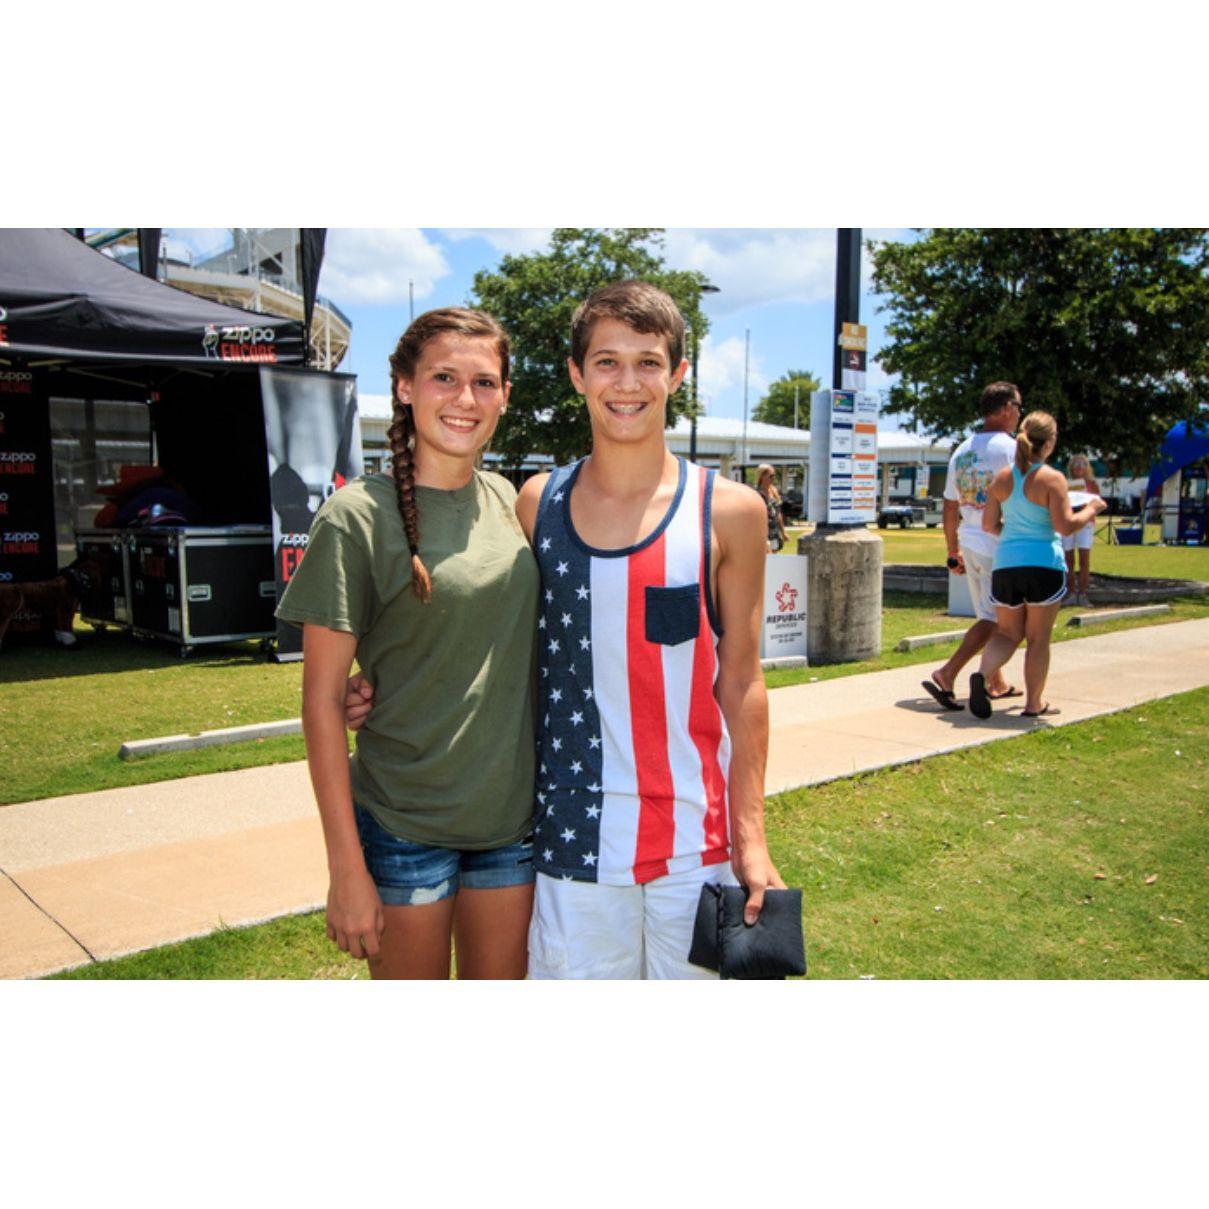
[865,357,898,393]
[441,228,554,254]
[696,333,769,417]
[665,229,837,313]
[862,227,916,293]
[319,229,451,305]
[664,228,914,313]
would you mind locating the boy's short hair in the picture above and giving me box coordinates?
[570,280,686,370]
[979,380,1021,418]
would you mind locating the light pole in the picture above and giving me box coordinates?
[741,327,751,475]
[689,281,720,465]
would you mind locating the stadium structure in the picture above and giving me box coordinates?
[86,228,351,371]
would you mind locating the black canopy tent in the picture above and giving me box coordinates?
[0,229,360,656]
[0,227,306,365]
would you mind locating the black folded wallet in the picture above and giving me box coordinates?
[688,883,807,980]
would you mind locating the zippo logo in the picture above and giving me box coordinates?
[0,371,33,394]
[0,451,37,474]
[2,530,40,555]
[205,324,278,363]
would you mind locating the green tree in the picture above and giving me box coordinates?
[869,228,1209,469]
[470,228,711,467]
[753,369,821,428]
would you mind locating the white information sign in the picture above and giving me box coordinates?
[826,389,880,524]
[761,555,809,660]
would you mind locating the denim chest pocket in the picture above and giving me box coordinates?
[645,583,701,646]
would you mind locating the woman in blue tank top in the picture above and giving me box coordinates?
[968,411,1106,720]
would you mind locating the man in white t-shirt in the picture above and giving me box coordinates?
[922,381,1021,710]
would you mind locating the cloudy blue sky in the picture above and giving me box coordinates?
[164,228,919,428]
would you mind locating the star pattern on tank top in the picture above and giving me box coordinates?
[535,528,602,877]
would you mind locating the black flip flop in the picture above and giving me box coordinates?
[988,686,1023,700]
[1021,704,1060,718]
[969,672,992,719]
[921,679,963,711]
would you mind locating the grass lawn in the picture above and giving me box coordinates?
[863,523,1209,581]
[3,539,1208,803]
[53,686,1209,979]
[765,527,1209,690]
[0,634,312,804]
[764,588,1209,690]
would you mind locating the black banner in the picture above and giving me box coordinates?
[260,367,361,658]
[138,228,161,279]
[0,372,59,638]
[298,229,327,367]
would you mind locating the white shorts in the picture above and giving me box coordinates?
[528,862,739,980]
[1061,526,1094,552]
[960,546,997,623]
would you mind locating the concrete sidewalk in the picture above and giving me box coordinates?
[3,619,1207,979]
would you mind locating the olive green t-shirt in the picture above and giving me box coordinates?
[276,470,538,849]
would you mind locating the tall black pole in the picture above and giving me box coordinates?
[832,228,861,390]
[137,229,162,280]
[690,330,699,464]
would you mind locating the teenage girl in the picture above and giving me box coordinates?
[276,309,539,978]
[969,411,1107,720]
[1062,453,1101,606]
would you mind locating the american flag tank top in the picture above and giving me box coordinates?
[531,457,732,885]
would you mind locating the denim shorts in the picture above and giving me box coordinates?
[353,804,535,906]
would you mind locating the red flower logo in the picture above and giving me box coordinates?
[776,583,798,612]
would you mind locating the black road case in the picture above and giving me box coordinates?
[126,526,277,652]
[75,529,132,628]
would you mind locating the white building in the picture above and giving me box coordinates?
[356,398,952,509]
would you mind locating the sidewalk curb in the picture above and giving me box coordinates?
[120,719,302,759]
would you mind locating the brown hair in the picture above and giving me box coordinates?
[570,280,685,370]
[1015,410,1057,474]
[980,381,1021,419]
[387,307,510,603]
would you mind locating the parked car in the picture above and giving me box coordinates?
[781,488,804,521]
[877,497,943,529]
[877,503,916,529]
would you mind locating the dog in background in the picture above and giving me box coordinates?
[0,556,97,651]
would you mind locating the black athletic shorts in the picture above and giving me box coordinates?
[990,566,1066,608]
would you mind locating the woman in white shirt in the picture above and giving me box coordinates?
[1062,454,1101,607]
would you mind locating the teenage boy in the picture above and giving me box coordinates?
[514,281,784,979]
[922,381,1022,710]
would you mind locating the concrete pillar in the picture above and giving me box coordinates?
[719,454,733,481]
[797,526,883,663]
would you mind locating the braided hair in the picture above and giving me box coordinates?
[387,308,511,603]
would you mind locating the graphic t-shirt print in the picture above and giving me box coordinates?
[953,448,996,510]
